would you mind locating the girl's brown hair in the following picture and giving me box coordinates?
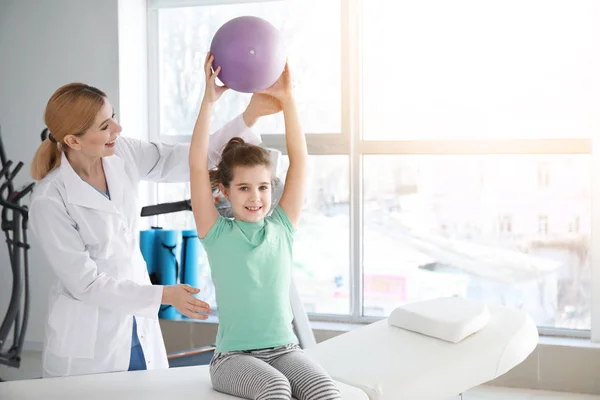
[209,137,271,188]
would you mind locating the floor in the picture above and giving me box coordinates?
[0,350,42,381]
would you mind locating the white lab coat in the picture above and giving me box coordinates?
[29,115,260,378]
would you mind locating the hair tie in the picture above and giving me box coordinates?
[48,133,58,143]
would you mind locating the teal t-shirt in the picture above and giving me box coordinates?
[200,205,298,353]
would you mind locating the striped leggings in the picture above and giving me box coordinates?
[209,343,341,400]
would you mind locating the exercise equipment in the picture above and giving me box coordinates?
[305,300,538,399]
[0,125,35,380]
[154,230,179,319]
[180,229,203,292]
[139,229,159,284]
[210,16,286,93]
[0,299,538,399]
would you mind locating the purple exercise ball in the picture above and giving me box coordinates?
[210,16,286,93]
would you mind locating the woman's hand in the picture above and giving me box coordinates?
[203,52,229,104]
[261,60,294,105]
[243,93,282,127]
[161,284,212,320]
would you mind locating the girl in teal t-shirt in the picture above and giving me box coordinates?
[188,53,341,400]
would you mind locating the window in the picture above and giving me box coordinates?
[538,215,549,235]
[499,215,513,234]
[538,163,551,188]
[153,0,342,139]
[361,0,599,141]
[569,216,581,234]
[149,0,599,336]
[363,155,590,330]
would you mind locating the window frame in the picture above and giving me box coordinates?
[148,0,597,340]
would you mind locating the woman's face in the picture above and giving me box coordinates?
[66,98,122,158]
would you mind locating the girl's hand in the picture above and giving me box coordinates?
[203,52,229,103]
[261,60,293,104]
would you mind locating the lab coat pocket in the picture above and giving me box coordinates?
[47,295,98,359]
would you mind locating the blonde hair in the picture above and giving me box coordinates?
[30,83,107,180]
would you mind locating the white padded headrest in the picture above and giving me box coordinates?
[388,297,491,343]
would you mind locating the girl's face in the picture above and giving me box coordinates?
[65,99,122,158]
[220,164,273,223]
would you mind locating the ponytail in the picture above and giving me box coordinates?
[211,137,271,189]
[221,137,245,155]
[208,169,221,189]
[31,139,62,181]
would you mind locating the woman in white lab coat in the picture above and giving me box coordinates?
[28,82,280,378]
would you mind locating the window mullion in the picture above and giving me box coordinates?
[346,0,363,323]
[592,138,600,342]
[145,8,161,228]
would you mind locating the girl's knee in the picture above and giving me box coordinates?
[319,381,342,400]
[256,376,292,400]
[297,376,341,400]
[327,385,343,400]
